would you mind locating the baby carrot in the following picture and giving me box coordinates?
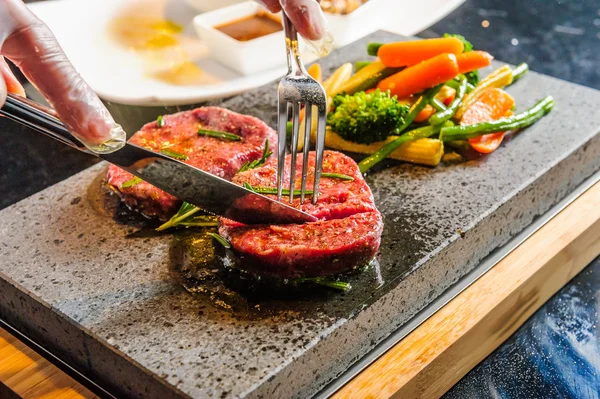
[372,38,464,67]
[377,53,459,99]
[456,51,494,74]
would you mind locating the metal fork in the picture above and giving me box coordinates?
[277,13,327,205]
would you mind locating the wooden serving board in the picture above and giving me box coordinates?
[0,32,599,398]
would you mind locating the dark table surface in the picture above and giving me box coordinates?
[1,0,599,397]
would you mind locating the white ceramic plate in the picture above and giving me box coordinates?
[28,0,465,106]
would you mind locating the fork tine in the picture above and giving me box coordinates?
[277,94,289,202]
[312,102,327,204]
[288,102,301,203]
[300,103,313,203]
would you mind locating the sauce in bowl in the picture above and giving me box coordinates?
[215,12,282,42]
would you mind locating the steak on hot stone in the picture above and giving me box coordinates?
[107,106,277,219]
[219,151,384,279]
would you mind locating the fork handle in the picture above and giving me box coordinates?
[281,13,307,75]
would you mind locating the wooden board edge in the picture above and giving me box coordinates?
[0,328,99,399]
[333,181,600,399]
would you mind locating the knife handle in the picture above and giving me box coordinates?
[0,93,126,155]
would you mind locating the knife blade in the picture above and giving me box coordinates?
[0,93,317,225]
[101,142,318,225]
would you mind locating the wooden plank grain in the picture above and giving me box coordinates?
[333,181,600,399]
[0,328,99,399]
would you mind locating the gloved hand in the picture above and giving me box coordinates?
[256,0,327,41]
[0,0,126,153]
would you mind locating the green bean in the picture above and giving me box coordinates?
[429,76,467,125]
[511,63,529,83]
[439,96,554,141]
[431,98,447,112]
[394,84,443,135]
[359,120,453,173]
[446,78,475,93]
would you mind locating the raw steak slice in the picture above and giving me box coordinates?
[107,107,277,219]
[219,151,383,279]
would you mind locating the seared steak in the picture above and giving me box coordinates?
[107,107,277,219]
[219,151,383,278]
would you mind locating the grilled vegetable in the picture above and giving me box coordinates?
[460,88,515,153]
[377,53,459,99]
[455,65,514,119]
[511,63,529,83]
[333,60,401,96]
[327,89,409,144]
[440,96,554,141]
[368,37,464,67]
[428,76,467,125]
[358,121,453,173]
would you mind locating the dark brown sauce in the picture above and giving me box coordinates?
[215,12,282,42]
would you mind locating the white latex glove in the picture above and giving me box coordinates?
[0,0,126,153]
[256,0,327,41]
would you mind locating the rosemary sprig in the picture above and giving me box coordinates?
[157,115,165,127]
[238,139,272,173]
[321,172,354,181]
[208,232,231,249]
[160,149,188,161]
[156,202,201,231]
[197,128,241,141]
[291,277,351,292]
[243,182,313,196]
[121,176,142,188]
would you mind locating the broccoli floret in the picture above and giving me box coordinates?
[443,33,473,52]
[327,90,409,144]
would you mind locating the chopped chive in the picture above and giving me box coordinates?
[121,176,142,188]
[208,232,231,249]
[321,172,354,181]
[160,149,188,161]
[156,202,201,231]
[197,128,241,141]
[157,115,165,127]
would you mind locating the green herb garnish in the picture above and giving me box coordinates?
[160,149,188,161]
[157,115,165,127]
[121,176,142,188]
[243,182,313,197]
[321,172,354,181]
[292,277,351,292]
[156,202,201,231]
[208,232,231,249]
[197,128,241,141]
[238,139,272,173]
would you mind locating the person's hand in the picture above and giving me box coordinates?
[0,0,125,153]
[256,0,327,41]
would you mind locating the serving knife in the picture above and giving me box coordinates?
[1,93,317,225]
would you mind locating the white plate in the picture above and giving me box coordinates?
[28,0,465,106]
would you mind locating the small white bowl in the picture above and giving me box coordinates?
[184,0,245,13]
[323,0,395,47]
[193,2,287,76]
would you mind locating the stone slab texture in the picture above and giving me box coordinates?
[1,31,599,399]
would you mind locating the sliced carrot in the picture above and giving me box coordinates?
[462,88,515,154]
[307,63,322,83]
[456,51,493,74]
[377,53,459,99]
[377,38,464,67]
[414,104,435,122]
